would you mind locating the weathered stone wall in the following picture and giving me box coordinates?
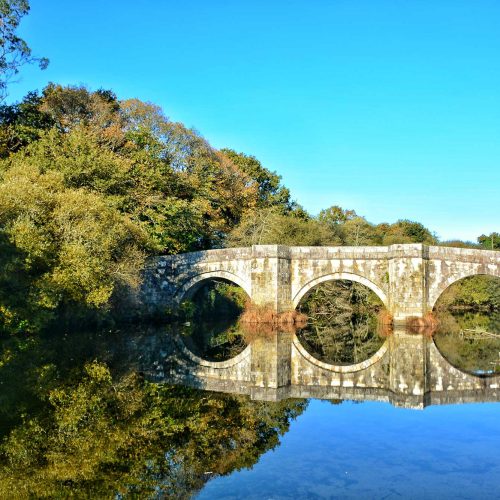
[426,246,500,310]
[141,247,254,313]
[250,245,293,312]
[154,328,500,409]
[289,246,390,309]
[141,244,500,320]
[388,244,428,319]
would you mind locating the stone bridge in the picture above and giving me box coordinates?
[142,244,500,321]
[142,326,500,410]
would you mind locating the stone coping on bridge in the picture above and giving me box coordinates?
[150,243,500,264]
[427,245,500,263]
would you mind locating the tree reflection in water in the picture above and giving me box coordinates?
[296,280,387,365]
[433,275,500,376]
[2,276,499,497]
[180,279,248,362]
[433,310,500,375]
[0,329,306,498]
[180,318,248,362]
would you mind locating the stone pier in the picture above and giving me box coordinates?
[142,244,500,322]
[143,326,500,409]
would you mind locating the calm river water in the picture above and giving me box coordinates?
[0,308,498,498]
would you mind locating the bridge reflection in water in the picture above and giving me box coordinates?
[139,325,500,410]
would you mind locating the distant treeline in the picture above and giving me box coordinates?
[0,85,497,334]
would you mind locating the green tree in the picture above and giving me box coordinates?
[435,275,500,311]
[0,90,53,156]
[0,0,48,101]
[0,160,147,333]
[226,206,340,247]
[318,205,357,226]
[341,216,381,246]
[381,219,435,245]
[478,232,500,250]
[119,99,258,249]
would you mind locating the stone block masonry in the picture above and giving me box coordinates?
[141,244,500,322]
[142,326,500,409]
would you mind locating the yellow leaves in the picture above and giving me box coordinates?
[0,159,146,316]
[0,164,60,221]
[0,305,15,327]
[84,360,113,384]
[9,216,55,266]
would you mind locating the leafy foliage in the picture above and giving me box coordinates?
[435,275,500,311]
[0,0,48,101]
[226,206,341,247]
[478,232,500,250]
[220,149,292,211]
[0,159,148,333]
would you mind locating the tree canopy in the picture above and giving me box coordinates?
[0,0,48,101]
[0,84,494,334]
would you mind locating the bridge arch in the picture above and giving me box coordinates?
[430,335,500,381]
[292,272,388,309]
[292,334,389,373]
[175,334,253,369]
[429,269,500,310]
[174,270,252,304]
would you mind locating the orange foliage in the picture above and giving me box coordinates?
[239,302,308,327]
[406,312,439,336]
[377,310,394,337]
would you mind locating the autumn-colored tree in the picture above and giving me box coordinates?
[220,148,292,211]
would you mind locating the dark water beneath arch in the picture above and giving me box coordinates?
[0,308,499,498]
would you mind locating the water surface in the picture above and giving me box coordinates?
[0,307,499,498]
[198,399,500,499]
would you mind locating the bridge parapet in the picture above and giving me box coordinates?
[141,244,500,321]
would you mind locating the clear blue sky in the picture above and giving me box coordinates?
[11,0,500,241]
